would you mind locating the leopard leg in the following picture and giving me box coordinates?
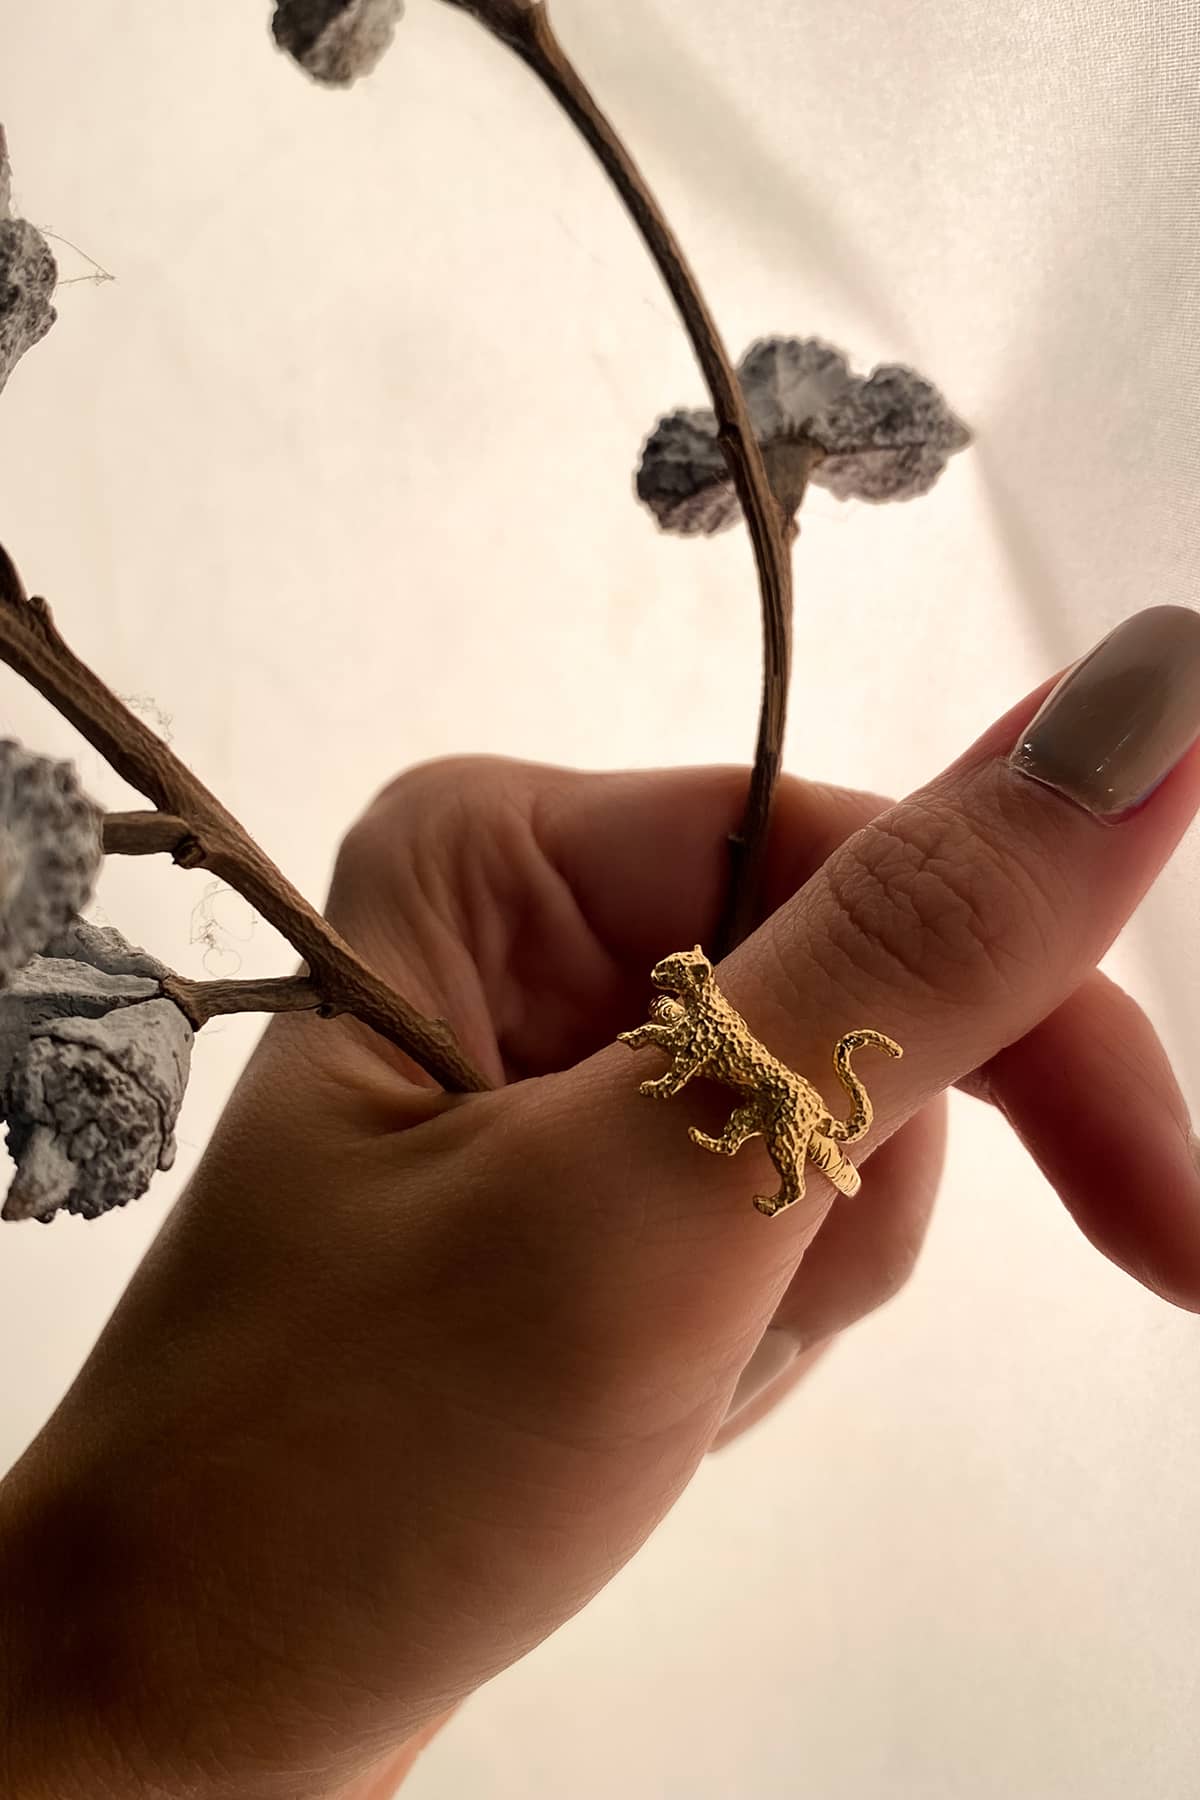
[689,1102,760,1156]
[639,1048,704,1100]
[618,1021,677,1052]
[807,1130,862,1198]
[754,1125,808,1217]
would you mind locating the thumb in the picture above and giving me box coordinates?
[500,605,1200,1405]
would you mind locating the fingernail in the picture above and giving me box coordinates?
[1009,606,1200,819]
[725,1328,800,1421]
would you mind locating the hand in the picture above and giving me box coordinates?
[3,607,1199,1800]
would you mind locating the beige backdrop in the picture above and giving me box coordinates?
[2,2,1199,1795]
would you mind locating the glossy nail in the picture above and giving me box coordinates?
[1009,606,1200,819]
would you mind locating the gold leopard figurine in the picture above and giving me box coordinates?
[619,946,902,1217]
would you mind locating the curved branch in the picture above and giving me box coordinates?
[441,0,793,956]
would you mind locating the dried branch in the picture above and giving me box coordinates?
[0,544,490,1093]
[439,0,794,957]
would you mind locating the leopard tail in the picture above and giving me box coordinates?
[827,1029,904,1144]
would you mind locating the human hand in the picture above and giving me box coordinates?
[3,607,1200,1800]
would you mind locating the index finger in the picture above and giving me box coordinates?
[523,606,1200,1327]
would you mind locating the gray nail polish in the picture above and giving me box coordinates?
[1009,606,1200,819]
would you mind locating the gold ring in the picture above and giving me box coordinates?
[618,946,902,1217]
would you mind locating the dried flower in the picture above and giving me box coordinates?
[0,742,103,983]
[636,336,971,534]
[2,996,192,1223]
[0,922,189,1223]
[0,128,58,398]
[272,0,405,85]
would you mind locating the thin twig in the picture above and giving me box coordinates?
[104,811,194,856]
[442,0,794,958]
[0,543,490,1094]
[162,972,324,1029]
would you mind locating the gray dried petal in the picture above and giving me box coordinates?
[0,955,160,1095]
[0,743,103,983]
[0,135,58,397]
[809,364,972,504]
[42,916,168,983]
[737,337,852,443]
[635,409,739,537]
[272,0,404,85]
[2,998,193,1222]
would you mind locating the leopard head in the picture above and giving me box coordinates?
[649,945,713,1004]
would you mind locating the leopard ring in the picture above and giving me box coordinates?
[618,946,902,1217]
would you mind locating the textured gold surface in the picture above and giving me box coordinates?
[619,947,902,1217]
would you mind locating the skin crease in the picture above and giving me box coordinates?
[2,658,1200,1800]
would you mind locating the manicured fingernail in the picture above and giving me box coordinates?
[1009,606,1200,819]
[725,1328,799,1420]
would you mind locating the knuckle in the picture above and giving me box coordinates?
[813,799,1054,1007]
[336,754,516,870]
[355,755,506,837]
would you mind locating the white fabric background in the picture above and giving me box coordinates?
[1,2,1198,1794]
